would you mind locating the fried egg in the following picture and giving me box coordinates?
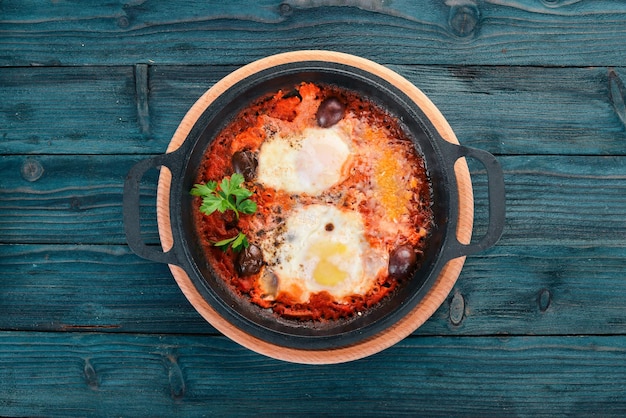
[259,204,387,303]
[256,126,351,195]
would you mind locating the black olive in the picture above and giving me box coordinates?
[232,150,258,181]
[388,244,417,280]
[236,244,263,276]
[316,97,345,128]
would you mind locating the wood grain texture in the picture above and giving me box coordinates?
[2,1,626,67]
[2,65,625,156]
[151,64,626,156]
[0,332,624,416]
[1,243,625,337]
[2,155,624,245]
[496,155,626,246]
[0,244,212,334]
[427,244,626,336]
[0,155,160,244]
[1,0,625,413]
[0,66,143,154]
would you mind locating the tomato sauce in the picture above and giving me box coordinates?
[192,82,433,322]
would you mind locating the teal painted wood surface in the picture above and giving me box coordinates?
[0,332,625,417]
[2,1,626,67]
[1,0,626,415]
[2,65,625,156]
[1,155,625,245]
[1,243,625,337]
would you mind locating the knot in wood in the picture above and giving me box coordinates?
[537,288,552,312]
[279,3,293,17]
[21,158,44,182]
[83,359,99,389]
[608,69,626,127]
[70,197,82,211]
[541,0,564,7]
[448,5,480,38]
[117,16,130,28]
[449,291,465,326]
[167,355,185,400]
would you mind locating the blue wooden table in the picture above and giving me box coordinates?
[2,1,626,416]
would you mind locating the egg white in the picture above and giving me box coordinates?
[256,126,351,195]
[259,204,387,303]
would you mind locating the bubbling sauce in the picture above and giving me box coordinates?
[192,82,433,321]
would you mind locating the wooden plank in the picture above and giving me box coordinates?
[1,243,625,337]
[151,65,626,156]
[2,1,626,67]
[1,155,624,245]
[425,244,626,336]
[406,65,626,156]
[0,66,143,154]
[491,155,626,246]
[0,65,224,155]
[2,65,625,156]
[0,244,213,334]
[0,155,160,244]
[0,332,624,416]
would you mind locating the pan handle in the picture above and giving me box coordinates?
[123,151,184,265]
[439,141,506,259]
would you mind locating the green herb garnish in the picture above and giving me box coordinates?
[190,173,257,252]
[213,231,249,253]
[190,173,257,219]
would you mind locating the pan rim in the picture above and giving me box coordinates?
[155,50,474,364]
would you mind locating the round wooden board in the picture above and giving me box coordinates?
[156,51,474,364]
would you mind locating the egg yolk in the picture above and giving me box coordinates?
[308,241,350,286]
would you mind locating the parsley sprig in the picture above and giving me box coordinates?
[190,173,257,252]
[191,173,257,219]
[213,231,249,252]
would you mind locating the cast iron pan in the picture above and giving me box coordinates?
[123,55,505,351]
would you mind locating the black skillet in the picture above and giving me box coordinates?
[123,59,505,350]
